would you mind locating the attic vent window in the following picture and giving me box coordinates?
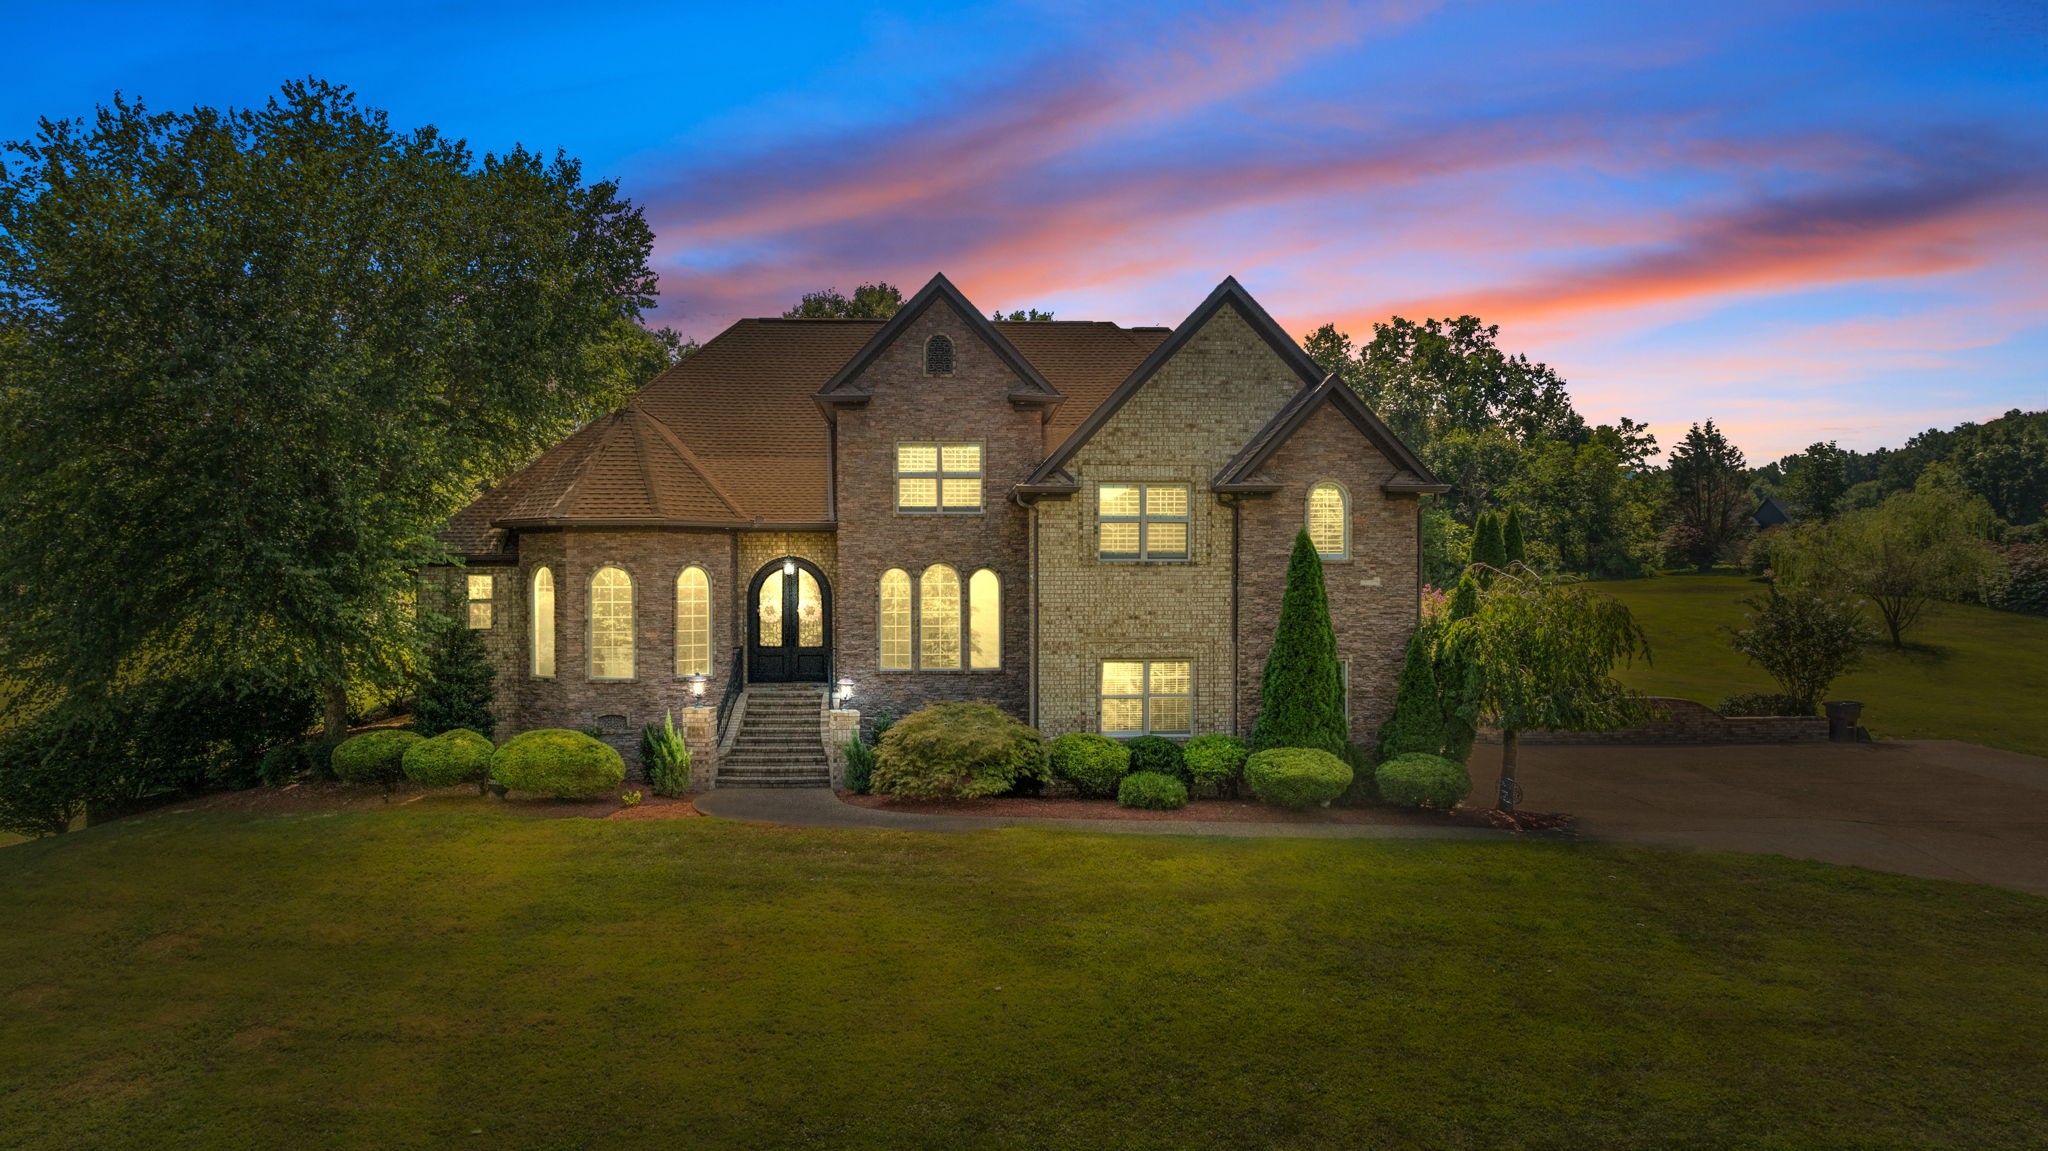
[925,334,955,377]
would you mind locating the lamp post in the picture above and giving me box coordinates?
[835,677,855,708]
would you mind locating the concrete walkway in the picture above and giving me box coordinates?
[697,740,2048,896]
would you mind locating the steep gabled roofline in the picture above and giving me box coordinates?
[814,273,1061,411]
[1027,276,1325,484]
[1213,374,1449,495]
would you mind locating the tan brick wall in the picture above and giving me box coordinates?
[832,298,1039,730]
[1236,403,1421,747]
[1033,303,1307,738]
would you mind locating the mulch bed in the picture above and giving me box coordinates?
[164,781,701,822]
[838,792,1571,833]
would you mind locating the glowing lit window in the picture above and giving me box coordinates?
[920,565,961,669]
[896,442,982,513]
[796,568,823,647]
[675,567,710,676]
[589,566,635,680]
[968,569,1000,670]
[1100,660,1192,737]
[1097,483,1190,560]
[925,334,954,376]
[466,574,494,629]
[1308,482,1348,558]
[880,569,912,670]
[530,568,555,677]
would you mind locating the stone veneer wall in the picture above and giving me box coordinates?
[1489,697,1829,745]
[831,297,1039,734]
[1033,303,1309,739]
[1236,403,1420,747]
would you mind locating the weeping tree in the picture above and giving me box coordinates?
[1453,570,1650,812]
[0,80,665,752]
[1251,531,1347,755]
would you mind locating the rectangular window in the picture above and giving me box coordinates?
[1100,660,1193,737]
[896,443,983,513]
[466,574,494,629]
[1097,484,1190,560]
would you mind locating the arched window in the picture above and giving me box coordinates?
[531,567,556,678]
[919,565,961,669]
[1307,481,1349,559]
[879,569,912,670]
[969,569,1001,670]
[589,566,635,680]
[675,566,710,676]
[924,334,954,376]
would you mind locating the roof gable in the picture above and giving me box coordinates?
[1212,374,1448,495]
[1027,277,1324,485]
[816,273,1059,408]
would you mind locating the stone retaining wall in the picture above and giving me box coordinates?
[1482,696,1828,745]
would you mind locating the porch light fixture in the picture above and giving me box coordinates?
[686,673,709,697]
[783,560,797,577]
[836,677,855,706]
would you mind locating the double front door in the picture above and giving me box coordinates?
[748,558,831,682]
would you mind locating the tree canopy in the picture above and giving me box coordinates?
[1664,421,1752,571]
[782,282,905,319]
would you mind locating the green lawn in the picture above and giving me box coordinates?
[1592,573,2048,758]
[3,808,2045,1149]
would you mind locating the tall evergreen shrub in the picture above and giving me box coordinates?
[1470,513,1507,576]
[415,620,496,738]
[1503,507,1527,565]
[1250,531,1347,754]
[1374,621,1446,760]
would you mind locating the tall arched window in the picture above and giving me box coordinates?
[919,565,961,669]
[1307,481,1349,559]
[969,569,1001,670]
[675,566,710,676]
[879,569,912,670]
[531,567,556,678]
[589,566,635,680]
[925,334,954,376]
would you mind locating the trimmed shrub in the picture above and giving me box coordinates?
[1375,753,1470,810]
[868,711,896,742]
[871,703,1048,800]
[842,734,876,795]
[639,712,692,797]
[414,619,496,739]
[402,728,495,788]
[491,729,626,799]
[1125,735,1186,782]
[1719,692,1813,718]
[1183,734,1247,796]
[1118,771,1188,811]
[1049,732,1131,798]
[331,729,424,786]
[1250,530,1347,755]
[1245,747,1352,810]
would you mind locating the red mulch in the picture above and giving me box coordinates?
[838,792,1572,833]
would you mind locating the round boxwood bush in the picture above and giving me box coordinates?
[331,729,424,786]
[1117,771,1188,811]
[402,728,496,788]
[1124,734,1186,782]
[871,703,1049,800]
[1182,734,1247,794]
[1048,732,1131,798]
[1244,747,1353,810]
[490,729,626,799]
[1374,753,1470,810]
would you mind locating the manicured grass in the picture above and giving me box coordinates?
[3,808,2045,1149]
[1592,573,2048,757]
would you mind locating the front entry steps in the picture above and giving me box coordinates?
[717,684,830,789]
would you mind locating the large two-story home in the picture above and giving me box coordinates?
[432,274,1446,785]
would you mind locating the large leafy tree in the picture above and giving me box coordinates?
[0,80,664,741]
[1250,531,1347,755]
[783,282,904,319]
[1779,441,1850,521]
[1664,420,1752,570]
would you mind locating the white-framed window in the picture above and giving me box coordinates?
[1097,483,1190,561]
[879,568,912,670]
[920,565,962,669]
[466,574,495,629]
[968,568,1001,670]
[896,443,983,513]
[676,566,711,676]
[1308,482,1349,559]
[588,566,635,680]
[530,567,555,677]
[925,334,955,376]
[1100,660,1193,737]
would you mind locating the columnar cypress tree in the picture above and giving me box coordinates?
[1503,507,1527,565]
[1470,512,1507,574]
[1374,620,1446,760]
[1446,572,1481,621]
[1251,531,1348,754]
[1436,572,1484,762]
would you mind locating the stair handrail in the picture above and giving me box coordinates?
[714,646,744,746]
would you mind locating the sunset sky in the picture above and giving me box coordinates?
[6,1,2043,460]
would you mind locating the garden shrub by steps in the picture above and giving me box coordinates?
[639,712,691,797]
[490,729,625,799]
[872,703,1048,800]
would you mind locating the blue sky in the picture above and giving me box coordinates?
[5,1,2043,460]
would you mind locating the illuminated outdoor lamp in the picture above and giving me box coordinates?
[835,677,855,706]
[686,673,709,697]
[783,559,797,577]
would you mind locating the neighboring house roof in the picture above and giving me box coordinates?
[1213,373,1449,496]
[1754,493,1793,528]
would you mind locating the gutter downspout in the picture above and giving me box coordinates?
[1231,497,1241,738]
[1029,501,1039,729]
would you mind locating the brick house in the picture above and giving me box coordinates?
[431,274,1445,784]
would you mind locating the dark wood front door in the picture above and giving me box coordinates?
[748,558,831,682]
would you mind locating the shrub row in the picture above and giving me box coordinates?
[330,727,626,798]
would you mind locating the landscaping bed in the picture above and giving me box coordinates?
[161,780,698,822]
[837,791,1570,832]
